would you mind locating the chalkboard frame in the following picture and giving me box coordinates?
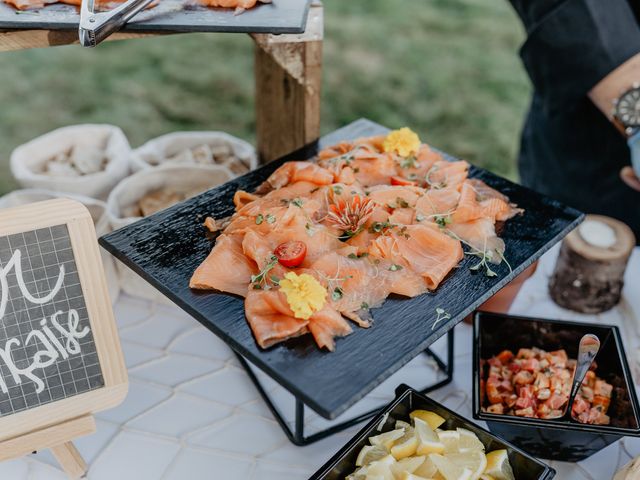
[0,198,127,443]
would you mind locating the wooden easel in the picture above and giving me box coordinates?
[0,415,95,478]
[0,1,324,166]
[0,200,129,479]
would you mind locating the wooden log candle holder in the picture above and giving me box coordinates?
[549,214,635,313]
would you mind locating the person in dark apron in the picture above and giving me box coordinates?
[508,0,640,241]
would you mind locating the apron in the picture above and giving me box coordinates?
[509,0,640,241]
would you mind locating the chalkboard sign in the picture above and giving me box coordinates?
[0,199,127,456]
[0,225,104,417]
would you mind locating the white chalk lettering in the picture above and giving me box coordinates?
[0,247,91,398]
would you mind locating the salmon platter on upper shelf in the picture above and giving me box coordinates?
[189,127,524,352]
[101,119,583,418]
[0,0,310,34]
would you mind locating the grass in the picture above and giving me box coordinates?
[0,0,529,195]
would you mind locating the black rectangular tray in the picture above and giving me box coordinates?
[311,385,556,480]
[0,0,310,34]
[100,118,584,419]
[473,311,640,461]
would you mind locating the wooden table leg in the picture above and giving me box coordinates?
[252,1,323,164]
[51,442,88,479]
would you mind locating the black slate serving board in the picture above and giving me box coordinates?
[100,118,584,419]
[0,0,310,34]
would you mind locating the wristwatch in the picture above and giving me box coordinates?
[613,83,640,176]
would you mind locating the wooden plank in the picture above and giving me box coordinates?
[99,118,584,420]
[0,28,160,51]
[253,1,322,163]
[0,0,311,52]
[51,442,88,479]
[0,414,95,462]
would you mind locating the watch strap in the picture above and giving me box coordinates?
[627,129,640,176]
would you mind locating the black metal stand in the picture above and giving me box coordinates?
[236,328,455,446]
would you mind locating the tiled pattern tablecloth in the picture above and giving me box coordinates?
[1,245,639,479]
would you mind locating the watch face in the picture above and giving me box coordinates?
[616,87,640,127]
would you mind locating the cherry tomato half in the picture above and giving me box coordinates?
[390,176,417,186]
[274,241,307,268]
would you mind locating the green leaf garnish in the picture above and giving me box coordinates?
[332,287,344,301]
[255,214,264,225]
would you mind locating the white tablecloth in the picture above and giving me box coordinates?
[1,246,639,480]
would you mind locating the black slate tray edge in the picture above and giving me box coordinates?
[100,118,584,419]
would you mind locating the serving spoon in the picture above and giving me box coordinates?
[560,333,601,421]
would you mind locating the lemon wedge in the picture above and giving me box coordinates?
[370,429,406,450]
[414,418,446,455]
[399,473,431,480]
[410,410,446,430]
[396,420,412,430]
[437,429,460,454]
[390,456,426,478]
[367,455,397,480]
[447,451,487,479]
[484,450,515,480]
[390,427,418,460]
[357,445,389,467]
[429,454,474,480]
[456,428,485,453]
[413,455,438,478]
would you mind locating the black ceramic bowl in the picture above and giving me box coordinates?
[473,311,640,462]
[311,385,555,480]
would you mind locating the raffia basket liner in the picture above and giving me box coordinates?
[107,165,235,303]
[130,131,257,175]
[0,189,120,304]
[10,124,131,200]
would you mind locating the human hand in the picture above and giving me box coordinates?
[620,166,640,191]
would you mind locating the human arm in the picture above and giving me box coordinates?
[589,54,640,191]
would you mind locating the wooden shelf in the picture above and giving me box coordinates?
[0,1,324,165]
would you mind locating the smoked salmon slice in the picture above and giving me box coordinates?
[190,130,521,351]
[190,234,257,297]
[244,289,309,349]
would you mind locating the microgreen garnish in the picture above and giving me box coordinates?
[389,264,403,272]
[250,255,279,289]
[332,287,344,301]
[305,222,316,236]
[396,197,409,208]
[347,252,369,260]
[400,156,418,169]
[270,275,281,285]
[332,185,343,195]
[255,214,264,225]
[425,165,447,189]
[416,213,426,222]
[369,221,397,234]
[266,214,276,224]
[361,302,370,310]
[432,307,451,330]
[435,215,452,228]
[291,198,304,208]
[445,229,512,278]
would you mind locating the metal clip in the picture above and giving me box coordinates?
[79,0,154,47]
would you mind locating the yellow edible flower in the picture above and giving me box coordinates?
[383,127,421,157]
[279,272,327,320]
